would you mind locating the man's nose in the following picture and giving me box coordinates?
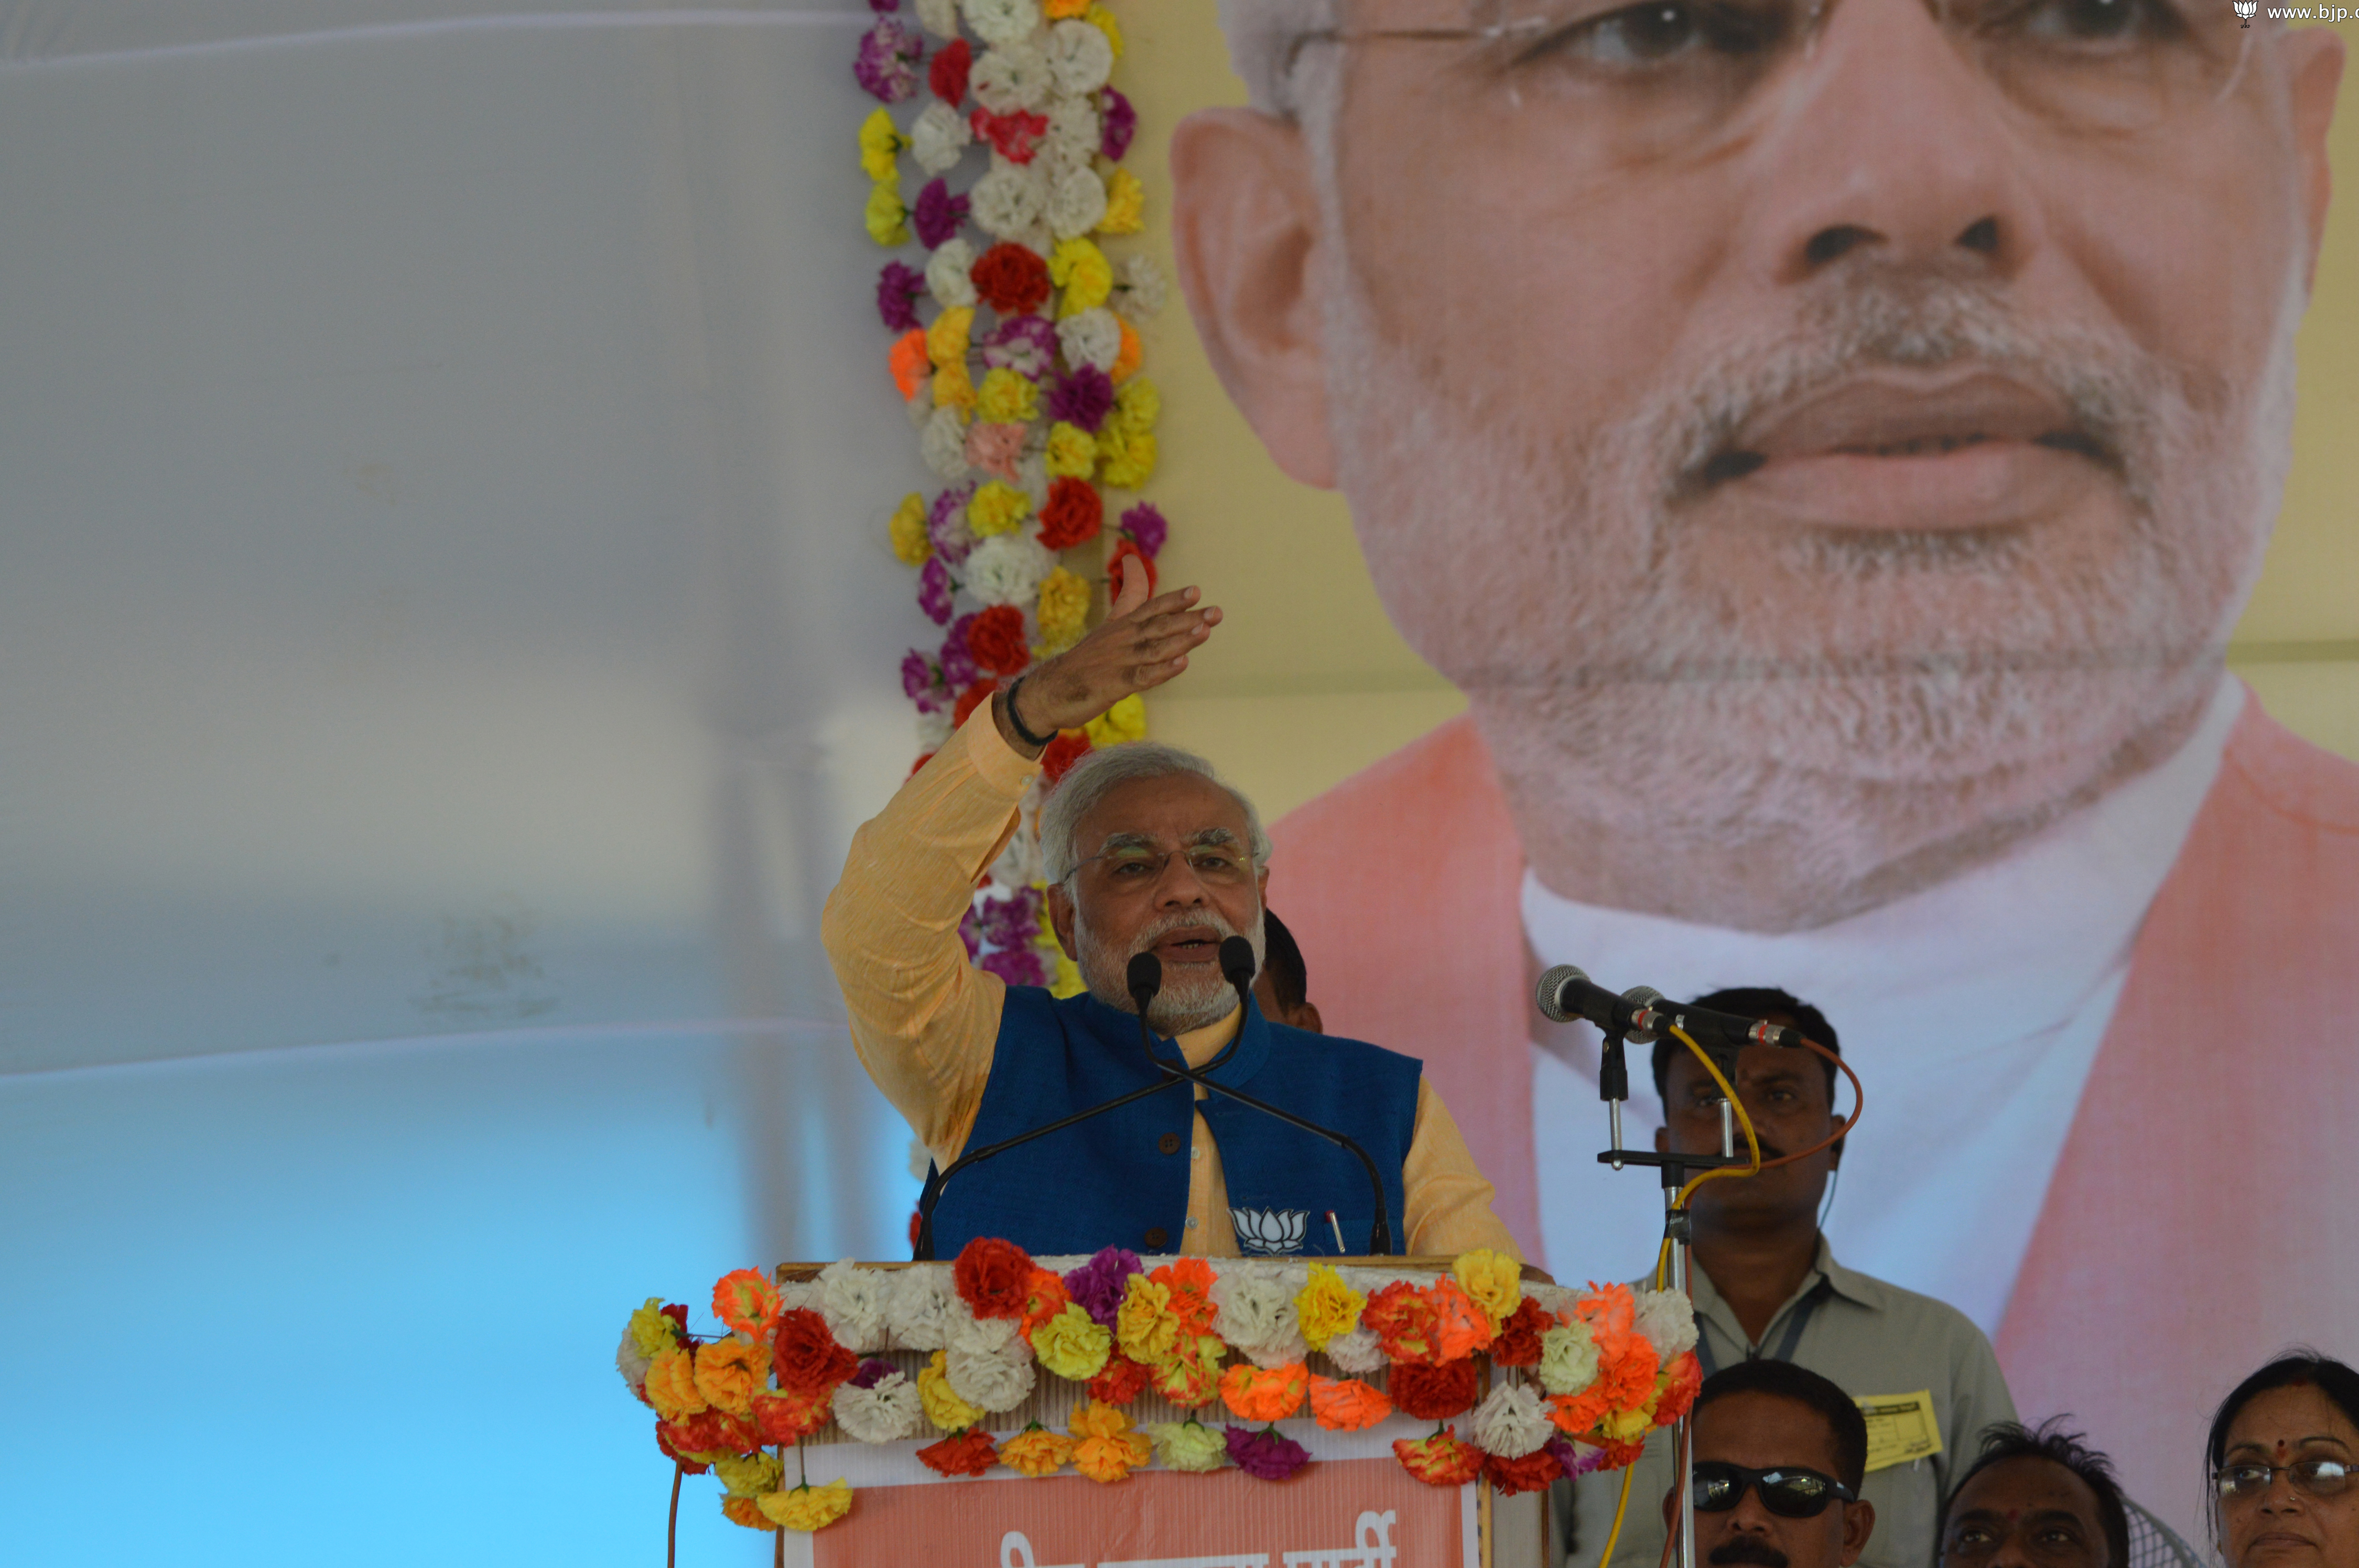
[1150,854,1214,906]
[1736,0,2044,288]
[1984,1523,2041,1568]
[1728,1488,1782,1536]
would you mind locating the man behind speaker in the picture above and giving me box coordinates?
[1568,990,2014,1568]
[821,570,1520,1260]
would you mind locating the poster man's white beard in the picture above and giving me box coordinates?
[1074,907,1266,1036]
[1317,247,2295,874]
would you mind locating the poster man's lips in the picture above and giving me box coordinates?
[1152,928,1223,962]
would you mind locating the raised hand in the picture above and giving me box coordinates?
[995,569,1221,758]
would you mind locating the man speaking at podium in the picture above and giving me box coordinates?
[821,569,1522,1261]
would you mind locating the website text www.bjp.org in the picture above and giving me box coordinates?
[2267,6,2359,16]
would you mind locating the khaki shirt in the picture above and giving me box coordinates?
[1564,1238,2016,1568]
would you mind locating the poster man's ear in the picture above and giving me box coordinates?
[1169,107,1337,488]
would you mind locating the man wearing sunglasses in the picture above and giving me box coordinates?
[1680,1360,1876,1568]
[824,569,1523,1261]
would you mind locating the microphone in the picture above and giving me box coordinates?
[1219,934,1257,996]
[1534,964,1799,1051]
[1128,951,1161,1015]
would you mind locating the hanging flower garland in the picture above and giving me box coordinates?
[619,1243,1701,1540]
[858,0,1170,997]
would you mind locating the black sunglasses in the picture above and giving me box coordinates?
[1694,1461,1858,1518]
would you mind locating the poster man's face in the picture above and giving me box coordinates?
[1176,0,2342,923]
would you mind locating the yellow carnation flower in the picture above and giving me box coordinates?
[888,492,932,565]
[919,1348,984,1431]
[976,366,1040,426]
[967,480,1032,538]
[933,360,975,415]
[644,1345,706,1419]
[1294,1263,1367,1351]
[1085,693,1146,748]
[1051,955,1085,998]
[1036,566,1090,651]
[1599,1404,1655,1443]
[1098,167,1145,235]
[628,1299,681,1362]
[1114,1275,1180,1365]
[1069,1399,1152,1483]
[864,180,908,247]
[759,1479,854,1531]
[713,1450,784,1498]
[1053,238,1113,317]
[927,306,974,370]
[1453,1247,1523,1331]
[1084,3,1124,57]
[1111,376,1160,434]
[1033,1302,1114,1380]
[693,1337,768,1417]
[1044,421,1098,479]
[1097,429,1156,489]
[1000,1426,1077,1477]
[858,108,902,183]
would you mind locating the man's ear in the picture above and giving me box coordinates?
[2284,24,2345,293]
[1170,107,1337,488]
[1290,1000,1326,1036]
[1045,883,1078,961]
[1654,1124,1670,1156]
[1840,1499,1877,1566]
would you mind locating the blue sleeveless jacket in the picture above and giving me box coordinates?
[925,987,1420,1257]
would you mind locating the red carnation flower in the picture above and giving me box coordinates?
[951,679,998,729]
[1041,730,1091,785]
[1485,1447,1570,1497]
[663,1408,759,1457]
[929,38,970,104]
[1088,1352,1154,1406]
[1387,1357,1480,1420]
[965,604,1031,678]
[1036,477,1103,551]
[954,1235,1035,1320]
[908,750,936,778]
[1107,539,1157,602]
[752,1388,832,1445]
[1490,1298,1555,1368]
[917,1428,1000,1477]
[654,1419,713,1474]
[970,244,1051,316]
[969,106,1047,164]
[771,1306,858,1397]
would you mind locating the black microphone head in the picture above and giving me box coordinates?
[1534,964,1589,1024]
[1126,950,1162,1009]
[1219,935,1257,995]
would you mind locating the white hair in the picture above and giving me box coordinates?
[1037,741,1273,885]
[1216,0,1338,119]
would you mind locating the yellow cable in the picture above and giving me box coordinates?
[1598,1454,1638,1568]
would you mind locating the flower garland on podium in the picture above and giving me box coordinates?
[857,0,1170,998]
[619,1239,1703,1538]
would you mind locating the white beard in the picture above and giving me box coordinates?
[1073,904,1267,1036]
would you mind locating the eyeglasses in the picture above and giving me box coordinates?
[1290,0,2256,166]
[2215,1458,2356,1501]
[1070,841,1254,890]
[1694,1460,1858,1518]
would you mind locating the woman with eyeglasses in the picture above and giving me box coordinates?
[2210,1354,2359,1568]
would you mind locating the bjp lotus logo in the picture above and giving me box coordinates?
[2233,0,2258,23]
[1230,1207,1311,1256]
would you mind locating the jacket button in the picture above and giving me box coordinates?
[1158,1133,1182,1155]
[1144,1226,1169,1250]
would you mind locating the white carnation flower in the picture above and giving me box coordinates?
[1469,1379,1555,1459]
[917,706,954,752]
[948,1312,1031,1360]
[1211,1268,1311,1369]
[616,1327,653,1395]
[1044,19,1114,95]
[921,407,974,481]
[818,1259,892,1353]
[832,1372,926,1443]
[971,42,1050,113]
[910,101,972,177]
[776,1280,820,1314]
[927,237,979,309]
[970,158,1048,239]
[989,819,1041,888]
[1537,1320,1601,1397]
[1324,1324,1388,1376]
[885,1266,968,1352]
[1044,95,1100,165]
[946,1317,1037,1411]
[961,0,1040,50]
[1047,165,1108,240]
[915,0,961,40]
[1633,1288,1698,1362]
[905,378,938,431]
[1016,451,1049,512]
[1112,254,1168,322]
[1056,308,1121,374]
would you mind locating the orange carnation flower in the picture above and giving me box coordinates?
[752,1387,832,1445]
[1550,1385,1615,1438]
[1219,1362,1308,1422]
[1598,1332,1661,1412]
[1362,1281,1438,1364]
[917,1428,1000,1477]
[888,329,930,400]
[712,1269,783,1339]
[1394,1425,1485,1487]
[1151,1258,1218,1336]
[1425,1279,1496,1361]
[1152,1336,1226,1409]
[1000,1426,1077,1477]
[645,1346,707,1420]
[1309,1374,1392,1432]
[721,1495,771,1530]
[1069,1399,1152,1483]
[1019,1267,1073,1342]
[1655,1350,1703,1425]
[693,1337,770,1417]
